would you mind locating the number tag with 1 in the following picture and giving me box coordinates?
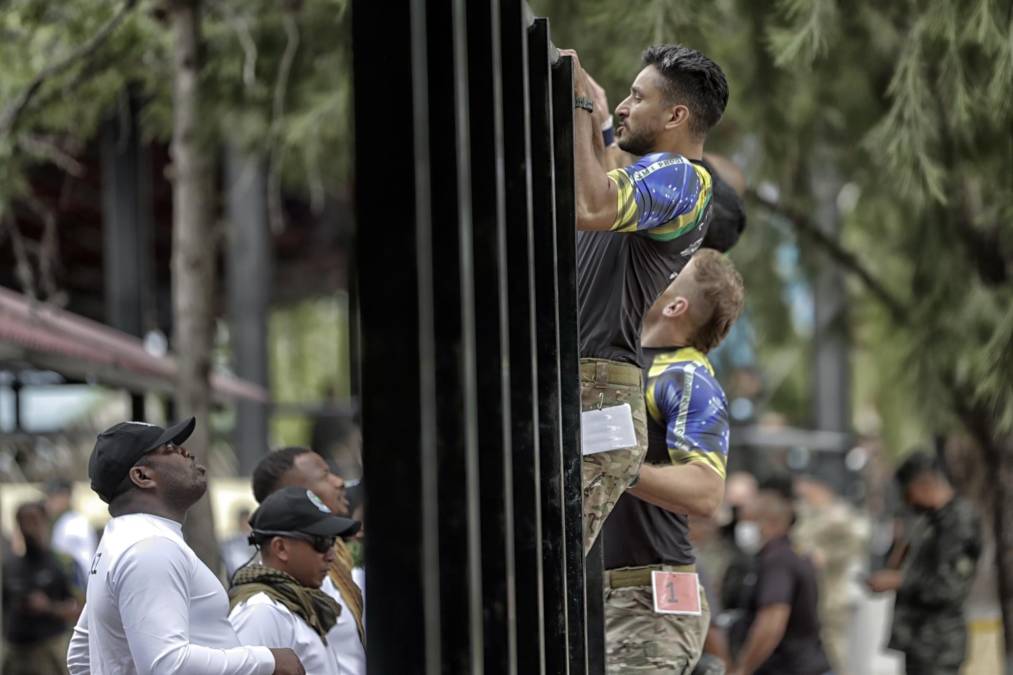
[651,571,702,615]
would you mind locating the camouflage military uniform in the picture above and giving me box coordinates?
[581,358,648,554]
[604,565,711,674]
[889,496,982,675]
[794,499,866,674]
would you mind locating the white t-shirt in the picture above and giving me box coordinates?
[52,509,98,579]
[321,576,366,675]
[230,592,340,675]
[66,513,275,675]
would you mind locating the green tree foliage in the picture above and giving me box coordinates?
[0,0,351,220]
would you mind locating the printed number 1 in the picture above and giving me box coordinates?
[666,579,678,604]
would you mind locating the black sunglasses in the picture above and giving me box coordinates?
[251,530,336,554]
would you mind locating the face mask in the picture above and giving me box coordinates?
[734,521,762,554]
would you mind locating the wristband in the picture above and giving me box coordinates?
[601,114,615,146]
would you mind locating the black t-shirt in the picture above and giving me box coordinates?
[2,549,79,644]
[748,536,831,675]
[603,420,694,568]
[603,348,730,569]
[576,155,713,365]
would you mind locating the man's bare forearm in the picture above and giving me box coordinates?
[627,462,724,517]
[731,605,789,675]
[573,105,614,229]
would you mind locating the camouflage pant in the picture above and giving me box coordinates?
[3,633,70,675]
[605,568,711,674]
[580,358,648,554]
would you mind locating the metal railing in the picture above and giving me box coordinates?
[352,1,595,672]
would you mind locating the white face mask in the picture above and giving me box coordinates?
[734,521,762,554]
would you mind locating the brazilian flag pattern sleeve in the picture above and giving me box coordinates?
[644,347,730,478]
[607,152,713,241]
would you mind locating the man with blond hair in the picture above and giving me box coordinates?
[602,249,745,673]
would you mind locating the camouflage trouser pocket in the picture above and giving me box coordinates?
[580,365,647,554]
[604,584,709,675]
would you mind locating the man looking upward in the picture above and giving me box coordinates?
[603,249,744,672]
[66,418,304,675]
[561,45,730,551]
[230,486,362,674]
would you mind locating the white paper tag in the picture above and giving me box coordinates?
[580,403,637,456]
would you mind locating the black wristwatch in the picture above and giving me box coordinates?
[574,95,593,113]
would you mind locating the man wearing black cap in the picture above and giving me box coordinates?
[253,447,366,675]
[66,418,304,675]
[229,486,361,674]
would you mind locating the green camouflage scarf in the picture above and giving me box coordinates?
[229,564,341,640]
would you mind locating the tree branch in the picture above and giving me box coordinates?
[0,0,139,137]
[0,211,38,300]
[267,9,301,234]
[747,188,910,323]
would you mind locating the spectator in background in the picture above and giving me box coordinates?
[3,501,83,675]
[866,451,982,675]
[46,479,97,581]
[729,486,832,675]
[253,447,366,675]
[230,487,361,674]
[794,477,866,675]
[222,505,258,579]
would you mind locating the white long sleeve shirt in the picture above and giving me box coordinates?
[52,509,98,579]
[66,513,275,675]
[230,593,340,675]
[320,576,366,675]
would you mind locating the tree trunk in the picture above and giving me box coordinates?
[168,0,220,574]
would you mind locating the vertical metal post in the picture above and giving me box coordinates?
[354,3,586,672]
[423,0,485,671]
[466,0,519,672]
[585,536,606,673]
[353,1,433,671]
[526,17,570,675]
[500,1,546,673]
[551,54,588,675]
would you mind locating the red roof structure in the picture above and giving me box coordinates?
[0,285,268,403]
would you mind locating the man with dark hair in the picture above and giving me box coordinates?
[3,501,82,675]
[66,418,304,675]
[603,249,743,672]
[562,43,730,552]
[230,487,361,674]
[252,447,365,675]
[729,489,831,675]
[867,450,982,675]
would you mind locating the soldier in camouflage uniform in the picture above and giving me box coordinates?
[794,478,866,675]
[603,249,745,674]
[567,45,729,554]
[866,451,982,675]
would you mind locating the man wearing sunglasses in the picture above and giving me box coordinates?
[67,417,304,675]
[229,487,361,674]
[253,447,365,675]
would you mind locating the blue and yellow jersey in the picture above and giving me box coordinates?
[643,347,730,479]
[607,152,713,241]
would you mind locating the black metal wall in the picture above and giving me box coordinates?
[352,1,593,672]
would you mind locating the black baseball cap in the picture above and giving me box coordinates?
[88,417,197,503]
[250,486,360,538]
